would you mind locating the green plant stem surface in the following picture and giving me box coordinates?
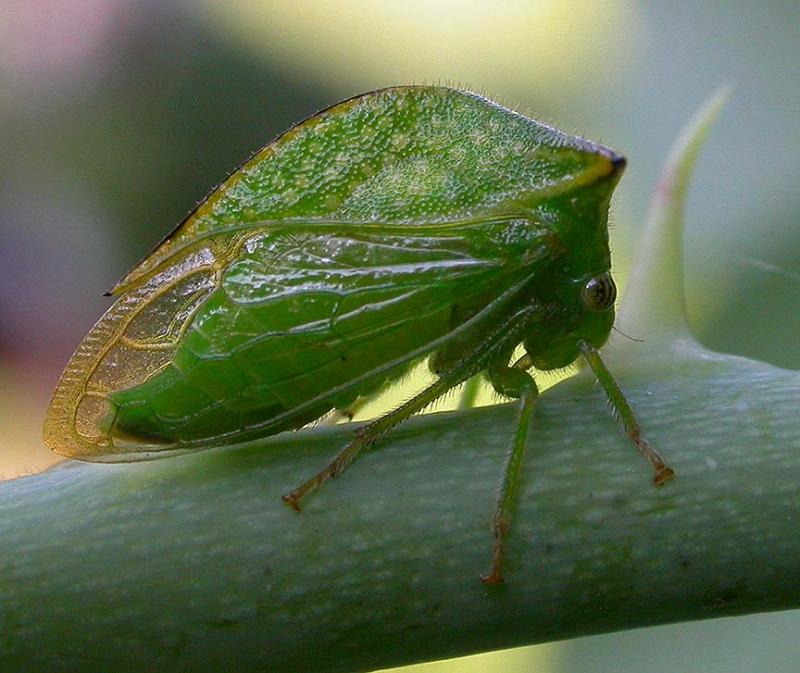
[2,352,800,673]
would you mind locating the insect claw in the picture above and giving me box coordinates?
[281,493,303,512]
[653,465,676,486]
[479,568,504,585]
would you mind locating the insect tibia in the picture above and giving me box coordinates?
[578,340,675,485]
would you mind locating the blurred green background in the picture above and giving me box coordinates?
[1,1,798,671]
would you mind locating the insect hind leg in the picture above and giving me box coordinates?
[282,369,470,511]
[480,361,539,585]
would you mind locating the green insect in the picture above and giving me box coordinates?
[44,86,674,583]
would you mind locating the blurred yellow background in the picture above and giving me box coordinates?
[1,1,799,671]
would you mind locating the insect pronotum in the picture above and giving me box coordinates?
[44,86,674,584]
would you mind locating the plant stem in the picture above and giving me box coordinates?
[2,352,800,673]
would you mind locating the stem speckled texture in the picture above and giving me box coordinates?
[3,86,798,672]
[2,356,800,673]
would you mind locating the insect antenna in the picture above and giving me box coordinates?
[611,324,645,343]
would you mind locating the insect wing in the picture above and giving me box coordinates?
[45,85,617,461]
[105,225,534,452]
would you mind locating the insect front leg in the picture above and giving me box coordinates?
[578,340,675,485]
[481,358,540,585]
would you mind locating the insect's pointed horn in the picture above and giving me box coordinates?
[610,153,626,174]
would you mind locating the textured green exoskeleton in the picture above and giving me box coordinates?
[44,86,674,583]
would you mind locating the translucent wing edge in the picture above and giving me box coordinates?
[43,270,216,461]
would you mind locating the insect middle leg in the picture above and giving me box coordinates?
[480,359,539,585]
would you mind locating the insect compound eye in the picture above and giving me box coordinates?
[581,273,617,311]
